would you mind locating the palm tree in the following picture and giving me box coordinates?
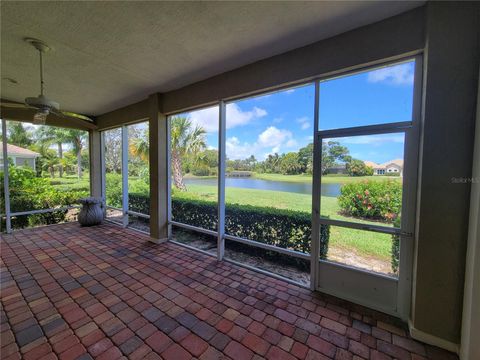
[170,116,206,190]
[36,146,59,178]
[36,126,70,177]
[64,130,87,178]
[129,130,149,162]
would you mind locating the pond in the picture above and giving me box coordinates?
[183,177,342,197]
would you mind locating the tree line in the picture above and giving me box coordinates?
[4,122,88,178]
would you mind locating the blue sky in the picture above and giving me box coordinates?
[184,60,414,164]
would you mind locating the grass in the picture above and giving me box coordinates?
[253,172,400,184]
[174,183,393,261]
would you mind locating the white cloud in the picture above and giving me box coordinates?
[258,126,293,148]
[226,137,257,160]
[188,103,267,132]
[341,134,404,145]
[285,89,295,94]
[296,116,311,130]
[188,106,219,132]
[286,139,298,148]
[226,126,297,160]
[227,104,267,129]
[367,63,414,85]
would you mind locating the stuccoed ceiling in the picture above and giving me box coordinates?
[1,1,424,116]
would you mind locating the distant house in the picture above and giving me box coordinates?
[0,143,40,171]
[325,163,347,175]
[364,159,403,176]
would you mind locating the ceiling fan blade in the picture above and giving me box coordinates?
[0,101,30,109]
[51,109,97,130]
[60,110,94,123]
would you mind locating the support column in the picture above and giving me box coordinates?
[149,94,169,243]
[121,126,129,227]
[411,2,479,350]
[217,101,226,260]
[2,119,11,233]
[89,130,103,199]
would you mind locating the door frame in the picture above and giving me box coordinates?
[310,55,423,320]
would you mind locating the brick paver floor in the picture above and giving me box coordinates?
[1,223,457,360]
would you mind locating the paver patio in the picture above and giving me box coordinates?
[0,223,457,360]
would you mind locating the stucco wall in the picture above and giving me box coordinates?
[14,157,35,169]
[412,2,479,346]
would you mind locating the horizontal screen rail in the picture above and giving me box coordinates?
[126,210,150,219]
[106,205,122,212]
[319,259,399,281]
[10,206,80,217]
[318,121,412,139]
[169,221,217,237]
[319,217,400,235]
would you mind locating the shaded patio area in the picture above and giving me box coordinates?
[1,223,457,360]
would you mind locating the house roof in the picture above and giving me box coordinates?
[0,143,40,157]
[364,161,380,169]
[382,159,404,167]
[364,159,404,169]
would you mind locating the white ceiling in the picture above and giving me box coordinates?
[1,1,424,116]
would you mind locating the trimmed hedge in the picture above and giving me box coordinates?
[129,193,330,258]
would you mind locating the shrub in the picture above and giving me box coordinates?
[105,173,123,208]
[1,167,82,230]
[191,165,211,176]
[346,159,374,177]
[128,193,330,258]
[338,180,402,222]
[391,215,401,274]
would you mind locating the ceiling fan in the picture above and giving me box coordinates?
[0,38,96,129]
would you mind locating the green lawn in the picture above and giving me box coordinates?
[253,172,400,184]
[174,183,393,261]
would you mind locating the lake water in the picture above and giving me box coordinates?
[183,177,342,197]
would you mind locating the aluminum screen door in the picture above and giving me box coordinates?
[310,56,422,319]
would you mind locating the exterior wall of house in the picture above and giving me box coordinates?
[14,157,35,169]
[412,2,479,348]
[385,164,401,174]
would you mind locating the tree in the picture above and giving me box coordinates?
[170,116,206,190]
[104,128,122,173]
[39,148,59,178]
[36,126,70,177]
[346,159,374,176]
[64,130,87,178]
[128,127,149,177]
[129,132,149,162]
[6,122,32,148]
[262,153,281,173]
[322,141,350,174]
[298,143,314,174]
[280,152,303,175]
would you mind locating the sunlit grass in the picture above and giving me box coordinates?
[253,172,401,184]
